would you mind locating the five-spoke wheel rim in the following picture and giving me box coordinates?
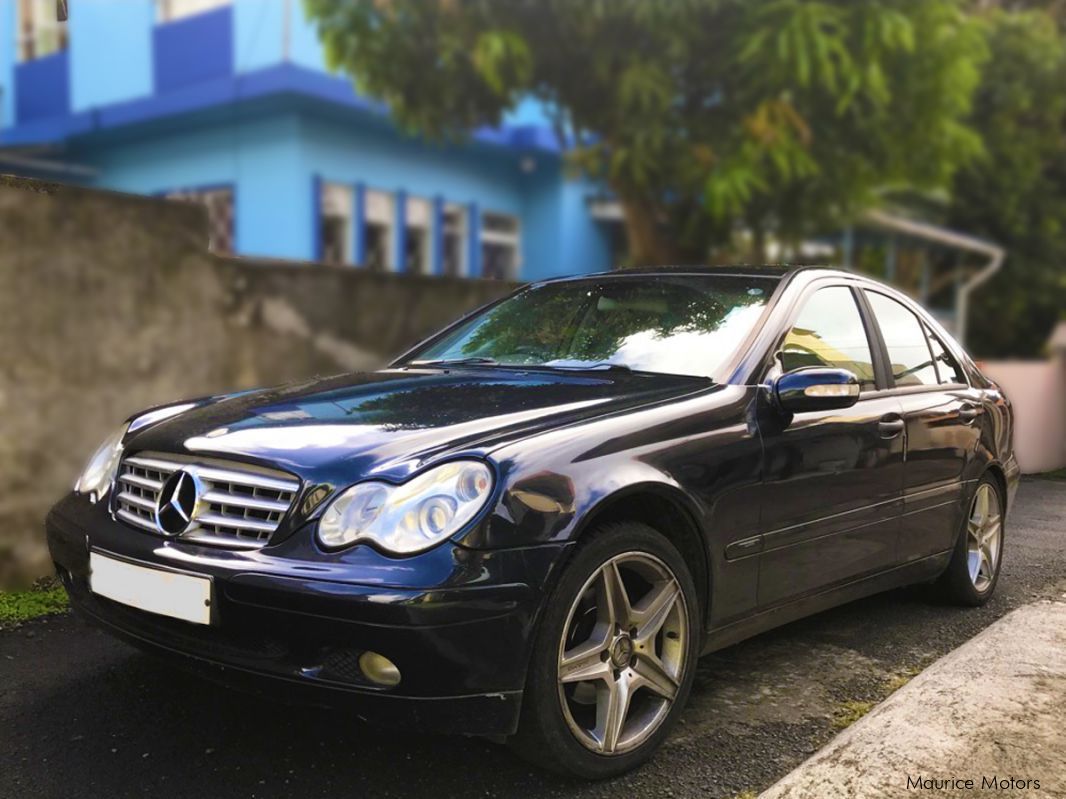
[967,483,1002,593]
[557,552,688,755]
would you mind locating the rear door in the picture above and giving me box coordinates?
[862,290,980,561]
[756,284,905,607]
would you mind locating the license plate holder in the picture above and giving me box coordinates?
[89,551,213,626]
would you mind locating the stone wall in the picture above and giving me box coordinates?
[0,176,515,587]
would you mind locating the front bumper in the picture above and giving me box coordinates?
[46,494,570,736]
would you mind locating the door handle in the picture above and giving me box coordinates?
[958,404,982,423]
[878,417,905,438]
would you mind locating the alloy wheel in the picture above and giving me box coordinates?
[556,551,689,755]
[967,483,1002,593]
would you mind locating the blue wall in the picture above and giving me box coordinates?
[235,0,326,73]
[154,6,233,93]
[304,116,526,221]
[0,0,14,128]
[522,162,613,280]
[85,113,309,260]
[15,51,69,122]
[70,0,154,112]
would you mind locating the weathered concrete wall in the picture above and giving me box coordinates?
[0,176,515,587]
[982,357,1066,474]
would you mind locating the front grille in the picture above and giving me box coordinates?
[113,452,300,550]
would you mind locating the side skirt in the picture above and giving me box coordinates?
[700,551,951,656]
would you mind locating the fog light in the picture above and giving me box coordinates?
[359,651,401,687]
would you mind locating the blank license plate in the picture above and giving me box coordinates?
[89,552,212,625]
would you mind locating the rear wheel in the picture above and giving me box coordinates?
[509,522,699,779]
[938,476,1004,606]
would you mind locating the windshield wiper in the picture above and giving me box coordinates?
[535,362,714,381]
[410,357,499,368]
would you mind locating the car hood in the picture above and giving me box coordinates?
[125,367,712,485]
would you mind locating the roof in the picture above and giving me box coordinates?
[535,264,838,285]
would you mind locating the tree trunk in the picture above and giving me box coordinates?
[618,194,677,267]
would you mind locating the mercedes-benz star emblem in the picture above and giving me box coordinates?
[155,469,200,535]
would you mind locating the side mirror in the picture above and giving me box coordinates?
[773,368,860,414]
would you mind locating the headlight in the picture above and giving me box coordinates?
[74,424,129,502]
[318,460,494,554]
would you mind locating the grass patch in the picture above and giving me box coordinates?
[0,585,68,627]
[1037,467,1066,481]
[832,699,875,730]
[884,667,921,694]
[733,792,758,799]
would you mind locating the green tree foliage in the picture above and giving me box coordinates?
[948,8,1066,356]
[305,0,986,264]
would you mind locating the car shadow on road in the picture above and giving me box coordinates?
[4,575,1023,799]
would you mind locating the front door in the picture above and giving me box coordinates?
[757,285,905,607]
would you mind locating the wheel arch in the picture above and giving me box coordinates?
[569,483,710,625]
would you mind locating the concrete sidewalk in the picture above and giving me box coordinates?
[761,600,1066,798]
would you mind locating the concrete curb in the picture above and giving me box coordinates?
[759,601,1066,798]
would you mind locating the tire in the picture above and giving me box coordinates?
[937,474,1005,607]
[508,521,701,779]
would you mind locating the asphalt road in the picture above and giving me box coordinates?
[3,479,1064,799]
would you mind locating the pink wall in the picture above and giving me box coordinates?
[982,358,1066,474]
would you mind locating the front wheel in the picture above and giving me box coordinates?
[938,475,1005,606]
[509,522,700,779]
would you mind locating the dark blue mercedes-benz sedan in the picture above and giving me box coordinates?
[47,266,1019,778]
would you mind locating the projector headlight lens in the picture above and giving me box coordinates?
[317,461,494,554]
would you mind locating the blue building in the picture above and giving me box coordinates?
[0,0,619,280]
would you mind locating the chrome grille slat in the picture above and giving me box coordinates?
[201,490,289,513]
[113,452,299,550]
[115,490,156,512]
[117,472,163,491]
[116,507,157,532]
[195,511,276,534]
[123,455,181,474]
[194,466,299,494]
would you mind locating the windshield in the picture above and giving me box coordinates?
[407,274,779,379]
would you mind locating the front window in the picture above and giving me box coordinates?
[404,196,432,274]
[481,212,520,280]
[442,204,468,277]
[364,189,395,271]
[407,275,778,380]
[320,182,352,265]
[781,286,877,390]
[18,0,68,61]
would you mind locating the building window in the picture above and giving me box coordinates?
[442,204,468,277]
[364,189,395,271]
[18,0,68,61]
[481,212,520,280]
[319,182,352,265]
[166,187,235,255]
[157,0,231,23]
[403,196,433,274]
